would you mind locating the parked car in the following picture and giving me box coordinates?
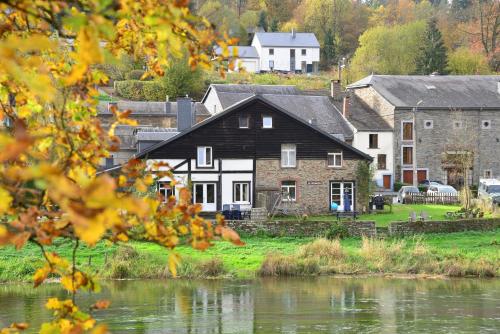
[478,178,500,205]
[427,185,458,195]
[419,179,443,190]
[397,186,420,203]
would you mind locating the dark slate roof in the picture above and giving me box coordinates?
[207,84,299,96]
[332,95,392,131]
[253,32,320,48]
[97,101,210,115]
[215,46,259,58]
[347,75,500,109]
[136,95,372,161]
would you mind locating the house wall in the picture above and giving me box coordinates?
[253,42,320,72]
[203,89,224,114]
[233,58,260,73]
[351,87,395,127]
[256,159,360,214]
[394,108,500,185]
[352,131,394,189]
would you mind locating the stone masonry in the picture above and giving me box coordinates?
[256,159,362,214]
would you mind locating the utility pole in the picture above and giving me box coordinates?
[412,100,423,186]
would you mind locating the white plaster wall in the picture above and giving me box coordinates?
[221,173,253,210]
[233,58,259,73]
[258,47,319,72]
[190,159,219,171]
[221,159,253,171]
[203,88,223,114]
[352,131,394,189]
[146,159,187,171]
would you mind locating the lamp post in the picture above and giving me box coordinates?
[412,100,423,187]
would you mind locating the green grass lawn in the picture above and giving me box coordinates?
[1,229,499,281]
[274,204,494,227]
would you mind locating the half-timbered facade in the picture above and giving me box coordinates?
[137,95,371,213]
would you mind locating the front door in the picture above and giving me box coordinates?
[403,170,413,184]
[383,175,391,189]
[193,183,216,212]
[417,170,427,183]
[330,182,354,211]
[290,49,295,72]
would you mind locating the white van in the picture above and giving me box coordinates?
[478,178,500,205]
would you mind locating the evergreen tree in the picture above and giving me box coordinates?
[415,18,448,75]
[322,29,337,68]
[258,10,268,31]
[269,18,278,32]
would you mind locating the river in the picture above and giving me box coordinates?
[0,277,499,333]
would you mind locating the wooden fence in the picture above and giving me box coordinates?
[405,193,459,204]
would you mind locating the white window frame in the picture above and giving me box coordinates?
[197,146,213,167]
[481,120,492,129]
[262,116,273,129]
[233,182,250,204]
[484,169,492,178]
[281,144,296,168]
[281,181,296,202]
[401,121,414,141]
[158,181,174,203]
[327,152,343,168]
[424,120,433,129]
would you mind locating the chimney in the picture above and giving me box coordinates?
[177,97,194,132]
[308,118,317,126]
[291,29,296,39]
[342,95,350,118]
[164,95,171,114]
[330,79,342,101]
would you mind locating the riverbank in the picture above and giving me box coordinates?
[1,230,499,282]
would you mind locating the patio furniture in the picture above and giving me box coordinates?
[222,204,232,220]
[231,204,242,220]
[419,211,431,221]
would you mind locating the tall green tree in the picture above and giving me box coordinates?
[415,18,449,74]
[258,10,268,31]
[322,29,337,67]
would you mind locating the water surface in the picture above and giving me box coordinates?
[1,277,499,333]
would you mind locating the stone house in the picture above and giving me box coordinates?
[347,75,500,187]
[136,95,371,214]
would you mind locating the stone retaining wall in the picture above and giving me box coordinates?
[224,218,500,238]
[388,218,500,236]
[224,220,377,238]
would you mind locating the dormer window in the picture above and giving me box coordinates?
[263,116,273,128]
[239,115,249,128]
[197,146,212,167]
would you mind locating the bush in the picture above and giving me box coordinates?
[297,238,344,260]
[126,69,146,80]
[394,181,405,192]
[115,80,166,101]
[325,222,349,240]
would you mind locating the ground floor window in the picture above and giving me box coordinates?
[281,180,296,201]
[233,182,250,203]
[193,183,215,204]
[330,181,354,211]
[158,181,174,202]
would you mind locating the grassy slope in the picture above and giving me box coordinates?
[1,230,498,281]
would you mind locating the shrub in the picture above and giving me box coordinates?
[258,254,298,276]
[325,222,349,240]
[115,80,166,101]
[195,258,226,277]
[126,69,146,80]
[394,181,405,192]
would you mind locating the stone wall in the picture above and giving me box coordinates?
[255,159,361,214]
[388,218,500,236]
[225,220,377,238]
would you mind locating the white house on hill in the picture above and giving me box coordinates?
[217,31,320,74]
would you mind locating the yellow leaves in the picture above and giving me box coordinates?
[91,300,110,310]
[168,252,181,277]
[0,322,28,334]
[218,226,245,247]
[33,266,50,288]
[65,27,104,85]
[0,187,12,215]
[45,298,62,310]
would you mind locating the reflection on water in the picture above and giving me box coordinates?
[1,277,499,333]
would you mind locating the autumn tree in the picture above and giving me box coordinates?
[415,18,449,74]
[0,1,241,333]
[447,47,491,74]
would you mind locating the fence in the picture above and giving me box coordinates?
[405,193,459,204]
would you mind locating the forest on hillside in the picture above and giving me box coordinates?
[191,0,498,78]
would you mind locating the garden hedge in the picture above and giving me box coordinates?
[115,80,167,101]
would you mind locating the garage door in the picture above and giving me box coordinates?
[240,60,257,73]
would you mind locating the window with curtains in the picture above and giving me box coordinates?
[197,146,212,167]
[233,182,250,203]
[281,144,296,167]
[281,181,296,201]
[402,146,413,165]
[377,154,387,170]
[327,152,342,167]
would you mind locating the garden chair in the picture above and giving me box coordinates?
[420,211,431,221]
[232,204,242,220]
[222,204,232,220]
[408,211,417,223]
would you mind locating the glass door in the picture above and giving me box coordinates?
[193,183,217,212]
[330,182,354,211]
